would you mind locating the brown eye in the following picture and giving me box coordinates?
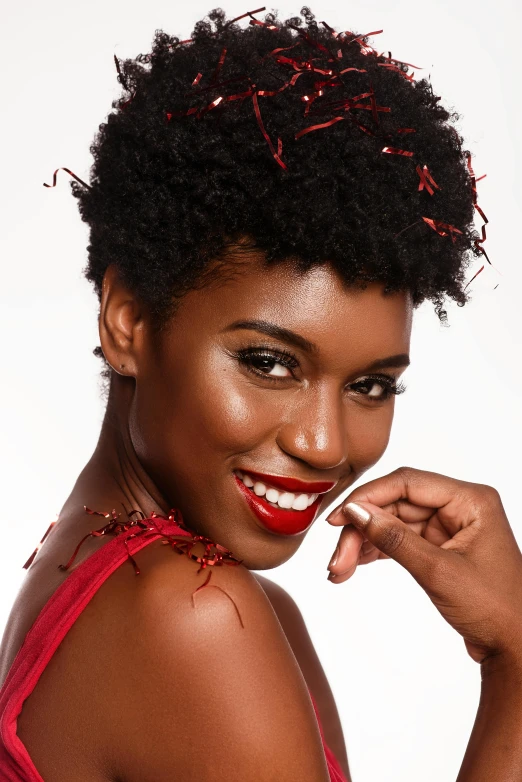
[249,355,292,377]
[350,375,406,402]
[232,347,299,382]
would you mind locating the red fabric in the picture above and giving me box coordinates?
[0,515,347,781]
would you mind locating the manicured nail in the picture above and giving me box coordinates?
[326,507,341,523]
[328,545,339,570]
[343,502,371,527]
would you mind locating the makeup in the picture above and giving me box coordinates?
[234,470,336,536]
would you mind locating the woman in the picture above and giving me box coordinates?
[1,7,521,781]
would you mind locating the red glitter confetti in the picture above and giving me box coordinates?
[295,115,345,139]
[197,96,224,117]
[380,55,422,69]
[339,66,367,75]
[382,146,414,157]
[320,21,339,38]
[45,7,493,276]
[30,506,246,626]
[43,168,91,189]
[344,30,384,45]
[226,6,266,27]
[249,18,277,30]
[466,152,491,264]
[378,62,415,82]
[464,263,485,291]
[422,216,463,242]
[252,92,287,169]
[416,164,440,195]
[211,47,227,83]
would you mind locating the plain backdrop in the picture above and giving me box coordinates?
[1,1,521,780]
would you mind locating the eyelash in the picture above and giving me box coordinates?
[233,346,407,401]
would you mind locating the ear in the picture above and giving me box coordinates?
[98,264,146,377]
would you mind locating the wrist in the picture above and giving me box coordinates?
[481,648,522,686]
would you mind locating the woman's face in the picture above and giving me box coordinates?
[126,253,412,569]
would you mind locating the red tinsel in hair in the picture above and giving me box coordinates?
[44,7,495,285]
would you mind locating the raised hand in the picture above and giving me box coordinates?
[326,466,522,664]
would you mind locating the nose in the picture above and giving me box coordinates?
[275,382,347,471]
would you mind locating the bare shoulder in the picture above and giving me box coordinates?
[97,543,331,782]
[253,572,302,618]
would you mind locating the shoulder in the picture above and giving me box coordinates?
[96,542,330,782]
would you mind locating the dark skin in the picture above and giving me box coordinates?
[2,250,522,780]
[1,253,408,780]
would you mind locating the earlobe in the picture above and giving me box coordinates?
[98,264,144,377]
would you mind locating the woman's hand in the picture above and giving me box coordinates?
[326,467,522,664]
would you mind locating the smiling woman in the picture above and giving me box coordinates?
[2,6,522,782]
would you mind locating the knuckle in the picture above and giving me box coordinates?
[465,483,501,514]
[479,483,501,503]
[395,465,413,479]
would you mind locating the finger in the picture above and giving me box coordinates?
[358,548,381,565]
[327,524,365,577]
[327,560,358,584]
[340,500,454,590]
[380,500,435,524]
[339,467,467,521]
[327,496,435,527]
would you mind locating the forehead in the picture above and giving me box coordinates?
[172,253,412,361]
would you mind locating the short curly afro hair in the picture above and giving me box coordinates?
[71,6,483,362]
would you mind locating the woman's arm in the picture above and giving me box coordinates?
[457,652,522,781]
[254,573,351,781]
[327,468,522,781]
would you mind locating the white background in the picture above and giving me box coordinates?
[1,1,521,780]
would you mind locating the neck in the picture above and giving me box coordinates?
[58,372,170,526]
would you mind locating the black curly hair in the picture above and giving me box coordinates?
[71,6,483,375]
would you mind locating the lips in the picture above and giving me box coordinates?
[233,471,336,536]
[236,469,337,495]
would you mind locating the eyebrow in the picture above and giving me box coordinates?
[223,319,411,371]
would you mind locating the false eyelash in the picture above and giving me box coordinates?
[232,346,407,400]
[351,374,407,401]
[233,346,299,377]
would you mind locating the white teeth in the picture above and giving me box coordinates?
[277,492,295,509]
[292,493,309,511]
[265,488,280,504]
[253,481,266,496]
[237,471,322,511]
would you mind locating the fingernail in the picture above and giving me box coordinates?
[326,508,341,523]
[327,545,339,570]
[343,502,371,527]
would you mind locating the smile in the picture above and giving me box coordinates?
[233,469,337,536]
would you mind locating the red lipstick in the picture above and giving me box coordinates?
[233,471,336,536]
[236,469,336,495]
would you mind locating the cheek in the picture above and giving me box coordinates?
[346,402,395,471]
[131,353,277,465]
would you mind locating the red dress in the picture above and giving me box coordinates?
[0,511,347,781]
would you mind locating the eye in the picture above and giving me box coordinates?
[350,374,407,402]
[232,347,299,381]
